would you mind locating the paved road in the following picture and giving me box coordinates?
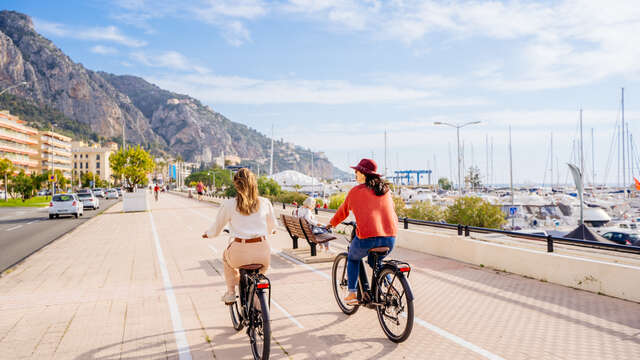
[0,193,638,359]
[0,198,120,273]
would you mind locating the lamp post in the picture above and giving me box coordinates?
[49,123,57,196]
[434,121,482,196]
[0,81,28,96]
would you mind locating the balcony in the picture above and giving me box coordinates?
[41,162,72,170]
[40,136,71,149]
[0,151,38,167]
[0,139,38,155]
[0,128,38,145]
[41,145,72,157]
[0,116,38,136]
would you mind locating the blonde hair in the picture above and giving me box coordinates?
[234,168,260,215]
[303,197,315,208]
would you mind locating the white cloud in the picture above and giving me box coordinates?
[130,51,210,73]
[33,19,146,47]
[90,45,118,55]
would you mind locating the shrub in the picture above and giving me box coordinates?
[393,195,407,218]
[405,201,445,221]
[328,192,346,209]
[445,196,506,229]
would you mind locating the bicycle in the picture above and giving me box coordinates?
[331,221,414,343]
[228,263,272,360]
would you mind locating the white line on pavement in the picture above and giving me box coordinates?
[27,220,40,225]
[208,244,218,254]
[149,211,192,360]
[277,250,505,360]
[6,225,23,231]
[271,299,304,329]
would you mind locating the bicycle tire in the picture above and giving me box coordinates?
[376,268,414,343]
[249,291,270,360]
[331,253,359,315]
[229,299,243,331]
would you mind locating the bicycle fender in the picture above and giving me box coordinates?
[380,264,414,301]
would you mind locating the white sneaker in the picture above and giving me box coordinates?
[221,292,236,304]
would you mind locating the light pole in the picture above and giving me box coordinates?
[0,81,28,96]
[49,123,57,196]
[434,121,482,196]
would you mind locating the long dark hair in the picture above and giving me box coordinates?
[365,173,389,196]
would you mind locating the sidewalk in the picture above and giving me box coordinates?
[0,192,638,359]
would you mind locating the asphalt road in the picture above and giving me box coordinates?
[0,197,120,273]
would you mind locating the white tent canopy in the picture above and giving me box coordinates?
[270,170,320,186]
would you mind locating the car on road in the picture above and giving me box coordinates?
[77,192,99,210]
[115,187,122,196]
[105,188,118,199]
[49,194,83,219]
[601,231,639,246]
[93,188,105,198]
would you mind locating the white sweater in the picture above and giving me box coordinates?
[297,207,317,226]
[205,197,278,242]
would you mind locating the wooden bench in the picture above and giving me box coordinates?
[281,214,337,256]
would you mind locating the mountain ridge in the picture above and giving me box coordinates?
[0,10,346,178]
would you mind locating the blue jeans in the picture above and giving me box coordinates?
[347,236,395,292]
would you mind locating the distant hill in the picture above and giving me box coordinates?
[0,10,346,178]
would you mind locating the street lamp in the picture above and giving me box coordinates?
[0,81,28,96]
[49,123,57,196]
[434,121,482,195]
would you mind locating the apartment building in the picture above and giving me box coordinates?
[38,130,73,179]
[71,142,118,182]
[0,111,39,174]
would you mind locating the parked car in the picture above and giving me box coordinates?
[77,188,93,195]
[105,188,119,199]
[93,188,105,197]
[115,187,123,196]
[601,231,639,246]
[49,194,83,219]
[77,192,99,210]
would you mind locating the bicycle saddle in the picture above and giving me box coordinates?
[239,264,263,270]
[369,247,390,253]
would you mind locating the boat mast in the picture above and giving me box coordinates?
[269,124,274,176]
[622,87,626,196]
[485,134,489,188]
[550,132,554,189]
[591,128,595,187]
[580,108,584,177]
[509,126,514,228]
[490,137,494,187]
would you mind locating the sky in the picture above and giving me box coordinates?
[4,0,640,186]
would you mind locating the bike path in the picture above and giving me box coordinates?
[0,193,638,359]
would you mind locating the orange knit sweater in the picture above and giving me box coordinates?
[329,184,398,239]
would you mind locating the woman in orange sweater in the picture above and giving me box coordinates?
[327,159,397,305]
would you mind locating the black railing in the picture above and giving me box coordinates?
[277,202,640,256]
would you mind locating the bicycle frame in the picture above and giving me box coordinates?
[238,270,271,326]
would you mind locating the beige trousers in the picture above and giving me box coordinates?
[223,240,271,292]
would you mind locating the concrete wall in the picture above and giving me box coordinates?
[180,195,640,303]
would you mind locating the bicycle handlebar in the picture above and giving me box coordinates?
[341,221,356,227]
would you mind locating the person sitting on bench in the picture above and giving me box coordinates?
[298,197,330,252]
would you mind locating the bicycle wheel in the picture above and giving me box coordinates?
[376,268,414,343]
[229,298,243,331]
[331,253,359,315]
[249,291,270,360]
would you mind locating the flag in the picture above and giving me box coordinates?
[634,177,640,191]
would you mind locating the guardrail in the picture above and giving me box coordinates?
[275,201,640,256]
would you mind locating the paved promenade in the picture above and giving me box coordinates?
[0,193,639,359]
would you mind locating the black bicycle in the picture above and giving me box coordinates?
[331,221,414,343]
[228,263,272,360]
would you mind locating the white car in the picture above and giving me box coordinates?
[105,189,119,199]
[77,192,99,210]
[49,194,84,219]
[93,188,105,197]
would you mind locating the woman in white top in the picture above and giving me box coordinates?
[202,168,277,304]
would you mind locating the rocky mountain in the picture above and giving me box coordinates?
[0,10,345,178]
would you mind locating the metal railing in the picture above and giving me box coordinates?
[276,202,640,256]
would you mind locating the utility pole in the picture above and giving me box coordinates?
[269,124,274,176]
[591,128,595,186]
[622,87,626,196]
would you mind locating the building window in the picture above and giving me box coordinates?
[96,162,100,169]
[74,154,77,158]
[80,163,83,169]
[96,154,100,160]
[74,163,77,169]
[86,162,89,168]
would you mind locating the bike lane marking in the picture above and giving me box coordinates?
[274,250,506,360]
[6,225,23,231]
[149,211,193,360]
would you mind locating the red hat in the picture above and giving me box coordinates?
[351,158,380,176]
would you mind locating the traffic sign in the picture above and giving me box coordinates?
[509,207,518,216]
[49,174,56,182]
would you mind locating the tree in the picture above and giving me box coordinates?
[30,172,48,195]
[465,166,482,190]
[438,177,452,190]
[9,171,34,201]
[81,171,97,188]
[445,196,506,229]
[54,169,68,190]
[405,201,444,221]
[0,158,15,201]
[110,145,155,191]
[257,176,281,196]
